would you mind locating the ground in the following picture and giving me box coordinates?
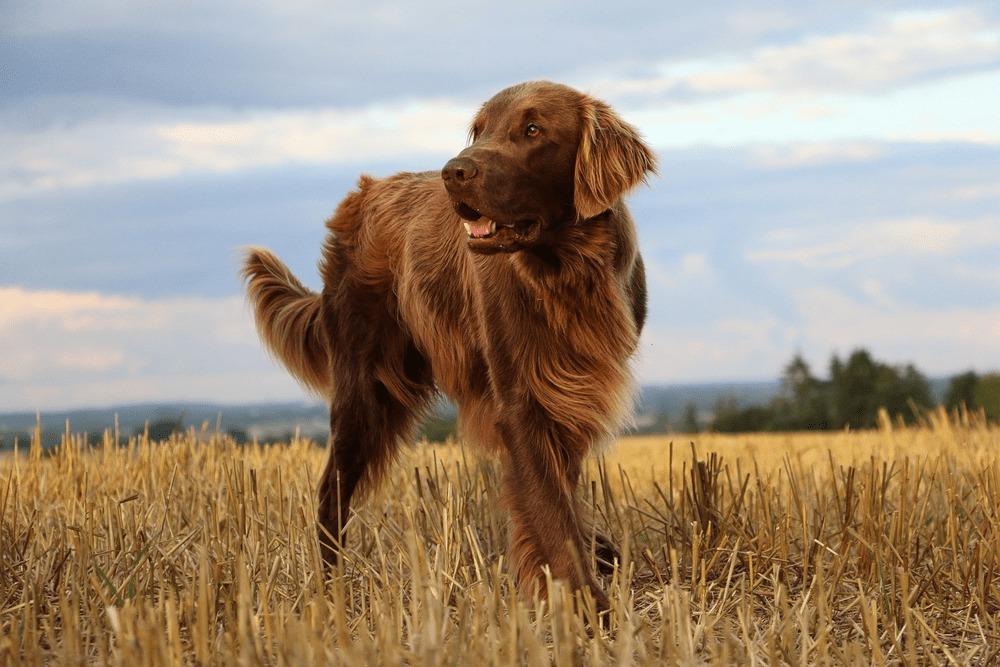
[1,408,998,665]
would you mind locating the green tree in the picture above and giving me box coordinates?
[711,394,776,433]
[883,363,933,419]
[829,349,931,428]
[944,371,980,410]
[830,350,881,428]
[137,415,185,442]
[974,374,1000,423]
[226,427,250,445]
[680,401,700,433]
[777,353,829,429]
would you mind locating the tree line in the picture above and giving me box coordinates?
[708,348,1000,433]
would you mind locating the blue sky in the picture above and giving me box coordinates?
[1,1,998,411]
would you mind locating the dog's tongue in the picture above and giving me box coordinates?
[469,220,493,237]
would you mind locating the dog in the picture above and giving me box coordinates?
[242,81,656,610]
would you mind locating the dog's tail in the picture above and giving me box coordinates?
[241,247,331,397]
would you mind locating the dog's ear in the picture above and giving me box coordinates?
[575,98,657,219]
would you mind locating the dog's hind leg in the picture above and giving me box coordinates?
[317,394,378,570]
[317,341,434,571]
[317,387,407,569]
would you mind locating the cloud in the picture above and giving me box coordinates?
[0,286,251,378]
[155,100,472,169]
[603,9,1000,149]
[5,6,999,201]
[745,217,1000,269]
[626,69,1000,148]
[0,286,304,410]
[606,9,1000,100]
[637,279,1000,385]
[639,314,799,383]
[645,252,715,293]
[946,182,1000,201]
[0,100,473,201]
[791,286,1000,374]
[752,142,886,168]
[5,0,754,112]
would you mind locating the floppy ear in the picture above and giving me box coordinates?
[574,98,657,219]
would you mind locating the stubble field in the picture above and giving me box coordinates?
[2,409,998,665]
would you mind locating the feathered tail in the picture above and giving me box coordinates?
[241,247,331,397]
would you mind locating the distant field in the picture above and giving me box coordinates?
[2,411,998,665]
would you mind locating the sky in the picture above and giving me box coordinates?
[1,1,999,411]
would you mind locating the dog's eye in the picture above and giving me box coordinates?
[525,123,540,138]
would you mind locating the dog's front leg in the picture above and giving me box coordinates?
[498,420,609,612]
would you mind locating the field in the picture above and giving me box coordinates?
[2,410,999,665]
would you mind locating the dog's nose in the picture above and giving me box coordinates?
[442,157,477,184]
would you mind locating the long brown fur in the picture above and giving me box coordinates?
[242,81,656,611]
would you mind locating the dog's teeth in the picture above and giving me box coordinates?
[464,218,497,239]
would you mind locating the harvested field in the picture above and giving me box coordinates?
[2,410,998,665]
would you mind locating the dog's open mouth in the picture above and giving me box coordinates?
[453,201,542,252]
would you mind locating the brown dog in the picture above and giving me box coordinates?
[242,81,655,610]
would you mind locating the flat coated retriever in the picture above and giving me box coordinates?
[242,81,656,611]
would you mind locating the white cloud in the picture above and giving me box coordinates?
[154,100,471,170]
[752,142,885,168]
[792,286,1000,374]
[626,69,1000,149]
[638,314,799,384]
[746,217,1000,269]
[4,7,998,202]
[0,100,472,201]
[0,286,304,411]
[606,9,1000,99]
[637,281,1000,385]
[678,252,711,277]
[603,9,1000,150]
[646,252,715,293]
[947,182,1000,201]
[54,348,126,373]
[8,370,306,416]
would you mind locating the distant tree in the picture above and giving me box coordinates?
[680,402,700,433]
[879,363,932,421]
[137,415,185,442]
[944,371,980,410]
[633,349,957,435]
[898,364,933,410]
[975,374,1000,423]
[226,427,250,445]
[711,394,776,433]
[0,432,29,451]
[711,394,740,425]
[713,405,776,433]
[777,353,830,429]
[829,349,932,428]
[830,350,881,428]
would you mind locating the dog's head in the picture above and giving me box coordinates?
[442,81,657,254]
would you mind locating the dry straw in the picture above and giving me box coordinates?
[1,406,998,665]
